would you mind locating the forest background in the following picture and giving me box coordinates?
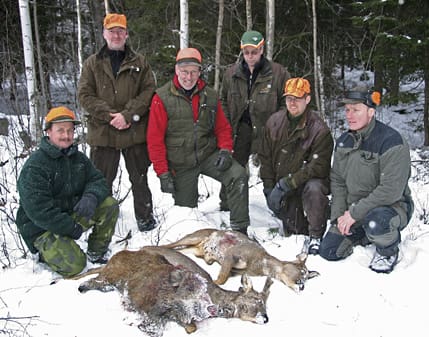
[1,0,428,143]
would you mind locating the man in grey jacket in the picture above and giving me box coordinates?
[319,85,414,273]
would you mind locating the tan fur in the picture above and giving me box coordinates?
[73,247,272,335]
[162,228,319,292]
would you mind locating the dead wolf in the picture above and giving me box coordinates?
[75,247,272,336]
[162,228,319,291]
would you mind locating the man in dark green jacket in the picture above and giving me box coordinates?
[259,78,333,254]
[319,86,414,273]
[16,107,119,277]
[78,13,156,232]
[219,30,290,211]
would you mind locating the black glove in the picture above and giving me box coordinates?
[214,149,233,172]
[73,193,98,221]
[70,222,84,240]
[159,172,175,194]
[268,179,291,214]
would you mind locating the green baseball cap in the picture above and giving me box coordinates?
[240,30,265,49]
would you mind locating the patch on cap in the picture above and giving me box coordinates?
[104,13,127,30]
[284,78,311,98]
[240,30,265,49]
[340,85,381,108]
[44,106,81,130]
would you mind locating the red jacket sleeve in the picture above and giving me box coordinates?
[147,94,169,176]
[214,101,233,151]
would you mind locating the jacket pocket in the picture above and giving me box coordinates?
[166,137,186,165]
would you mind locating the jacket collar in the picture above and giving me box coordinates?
[40,136,78,159]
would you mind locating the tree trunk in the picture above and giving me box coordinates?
[246,0,252,30]
[424,45,429,146]
[214,0,224,92]
[265,0,274,61]
[18,0,39,143]
[180,0,189,49]
[312,0,321,113]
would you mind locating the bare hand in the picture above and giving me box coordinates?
[337,211,356,236]
[110,113,131,130]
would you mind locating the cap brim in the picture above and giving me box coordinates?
[51,118,81,125]
[105,24,127,29]
[177,61,201,67]
[339,98,365,106]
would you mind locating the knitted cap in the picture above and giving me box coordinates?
[103,13,127,29]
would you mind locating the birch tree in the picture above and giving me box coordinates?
[265,0,274,61]
[180,0,189,49]
[214,0,224,92]
[246,0,252,30]
[312,0,322,115]
[18,0,39,142]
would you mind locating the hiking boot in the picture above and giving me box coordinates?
[303,236,321,255]
[87,251,109,264]
[137,218,156,232]
[369,251,398,273]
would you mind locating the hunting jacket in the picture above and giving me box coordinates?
[147,76,233,175]
[78,44,156,149]
[330,117,414,224]
[259,108,334,190]
[16,136,110,253]
[221,57,290,152]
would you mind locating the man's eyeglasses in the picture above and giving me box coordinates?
[285,96,306,103]
[107,28,127,36]
[178,69,200,77]
[243,49,261,56]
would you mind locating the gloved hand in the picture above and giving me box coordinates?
[214,149,233,172]
[268,179,291,214]
[159,172,175,194]
[70,222,84,240]
[73,193,98,221]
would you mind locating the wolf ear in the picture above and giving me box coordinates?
[239,274,253,293]
[295,252,308,263]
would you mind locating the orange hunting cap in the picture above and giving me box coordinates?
[103,13,127,30]
[44,106,81,131]
[284,78,311,98]
[176,48,202,67]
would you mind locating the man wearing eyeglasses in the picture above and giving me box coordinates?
[259,78,333,255]
[147,48,250,234]
[78,13,157,233]
[219,30,290,212]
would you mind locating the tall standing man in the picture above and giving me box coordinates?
[147,48,250,234]
[319,85,414,273]
[259,78,333,254]
[78,13,156,232]
[219,30,290,211]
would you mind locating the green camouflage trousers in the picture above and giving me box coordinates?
[33,196,119,277]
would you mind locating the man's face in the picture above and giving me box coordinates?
[46,122,75,149]
[242,46,263,69]
[285,95,311,117]
[175,64,201,90]
[103,27,128,51]
[345,103,375,131]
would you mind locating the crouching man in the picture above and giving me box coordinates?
[319,86,414,273]
[16,106,119,277]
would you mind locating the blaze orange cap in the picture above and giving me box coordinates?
[284,78,311,98]
[103,13,127,30]
[44,106,81,130]
[176,48,202,67]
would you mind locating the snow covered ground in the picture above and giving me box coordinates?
[1,72,428,337]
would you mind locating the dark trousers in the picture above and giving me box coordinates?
[90,143,153,223]
[277,178,329,237]
[219,121,252,209]
[319,206,406,261]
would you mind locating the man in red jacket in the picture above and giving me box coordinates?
[147,48,250,234]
